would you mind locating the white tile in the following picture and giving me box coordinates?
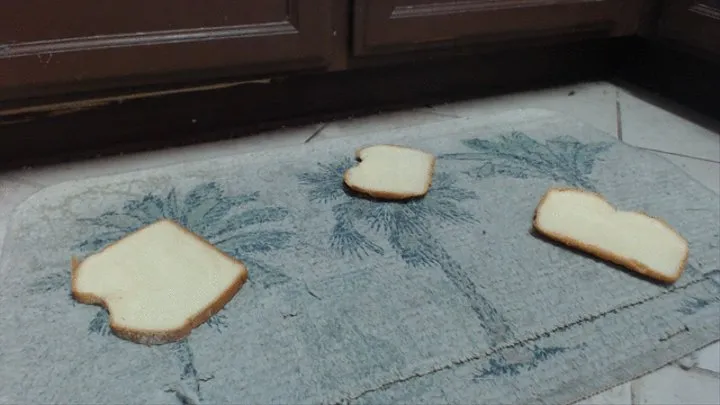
[9,124,318,187]
[632,365,720,405]
[431,81,619,137]
[575,383,631,405]
[618,90,720,162]
[696,342,720,374]
[0,178,42,253]
[318,108,459,140]
[659,153,720,195]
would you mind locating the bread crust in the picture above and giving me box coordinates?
[71,219,248,345]
[532,187,689,284]
[343,144,437,200]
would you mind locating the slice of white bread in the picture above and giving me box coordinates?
[71,219,247,345]
[533,188,689,284]
[343,144,436,200]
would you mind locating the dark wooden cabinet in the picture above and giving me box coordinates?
[352,0,647,55]
[0,1,335,96]
[2,0,720,169]
[656,0,720,57]
[0,0,716,103]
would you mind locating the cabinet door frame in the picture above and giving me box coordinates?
[0,0,336,99]
[352,0,644,56]
[657,0,720,57]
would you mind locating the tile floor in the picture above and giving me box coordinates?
[1,81,718,404]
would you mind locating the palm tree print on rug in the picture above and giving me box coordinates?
[298,159,513,346]
[27,181,294,402]
[677,269,720,315]
[441,132,613,191]
[473,343,587,381]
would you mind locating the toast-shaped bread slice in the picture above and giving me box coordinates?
[343,144,436,200]
[533,188,689,284]
[71,219,247,345]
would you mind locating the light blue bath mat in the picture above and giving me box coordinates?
[0,109,718,404]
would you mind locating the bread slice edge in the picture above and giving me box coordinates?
[70,219,248,345]
[532,187,689,284]
[343,144,437,200]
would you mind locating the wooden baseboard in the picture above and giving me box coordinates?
[0,39,617,170]
[614,38,720,121]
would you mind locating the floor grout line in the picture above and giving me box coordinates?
[615,89,624,142]
[304,123,327,144]
[686,366,720,379]
[636,147,720,164]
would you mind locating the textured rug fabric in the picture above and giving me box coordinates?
[0,109,718,404]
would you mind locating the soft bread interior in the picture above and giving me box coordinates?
[73,220,245,332]
[534,188,688,281]
[344,145,435,198]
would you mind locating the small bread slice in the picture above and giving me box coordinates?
[343,145,436,200]
[533,188,689,284]
[71,219,247,345]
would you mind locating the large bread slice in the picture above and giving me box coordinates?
[71,219,247,345]
[343,144,436,200]
[533,188,689,284]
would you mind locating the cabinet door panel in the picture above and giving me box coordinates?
[0,1,334,97]
[0,1,292,43]
[354,0,640,55]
